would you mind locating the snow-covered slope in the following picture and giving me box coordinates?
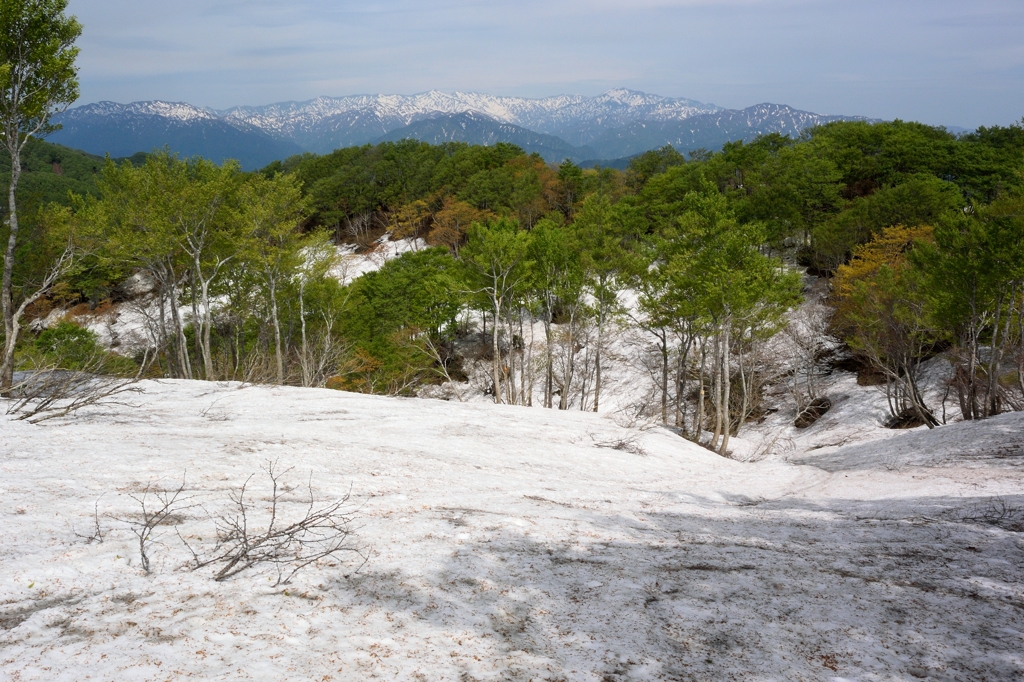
[49,101,304,171]
[2,380,1022,680]
[587,103,874,159]
[219,88,722,151]
[53,90,875,161]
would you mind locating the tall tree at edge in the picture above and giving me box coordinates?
[0,0,81,393]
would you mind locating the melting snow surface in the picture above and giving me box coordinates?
[2,380,1023,680]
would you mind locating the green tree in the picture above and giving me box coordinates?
[647,181,799,452]
[528,218,585,409]
[912,198,1024,419]
[625,145,686,193]
[80,152,243,380]
[576,193,631,411]
[340,247,465,395]
[237,173,308,384]
[1,0,81,391]
[460,218,532,404]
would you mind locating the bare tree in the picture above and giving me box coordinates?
[182,461,362,585]
[782,302,833,413]
[5,349,147,424]
[120,475,194,574]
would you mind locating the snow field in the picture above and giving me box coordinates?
[2,380,1023,680]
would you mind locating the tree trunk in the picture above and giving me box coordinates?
[168,274,192,380]
[269,275,284,384]
[189,273,204,378]
[299,281,310,387]
[491,294,503,404]
[987,292,1005,417]
[676,335,691,432]
[1,148,22,394]
[506,312,516,405]
[695,341,707,440]
[711,329,723,449]
[594,305,603,412]
[543,309,553,409]
[660,331,669,424]
[719,320,732,457]
[196,258,222,381]
[525,312,535,406]
[559,308,575,410]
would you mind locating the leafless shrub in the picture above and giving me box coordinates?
[421,336,465,402]
[118,475,195,574]
[746,430,796,463]
[181,461,362,585]
[587,429,648,456]
[73,495,106,544]
[611,398,660,431]
[5,348,149,423]
[6,369,143,423]
[882,455,904,473]
[956,497,1024,532]
[781,301,834,414]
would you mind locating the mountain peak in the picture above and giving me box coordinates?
[68,100,218,123]
[51,89,874,168]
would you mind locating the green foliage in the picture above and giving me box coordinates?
[34,320,96,367]
[347,247,464,344]
[625,145,686,192]
[338,247,465,392]
[29,320,136,374]
[293,140,527,231]
[0,0,82,142]
[665,183,801,327]
[809,174,963,272]
[0,138,103,207]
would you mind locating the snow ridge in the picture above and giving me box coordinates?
[60,101,219,123]
[216,89,721,137]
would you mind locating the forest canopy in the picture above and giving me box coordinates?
[6,115,1024,445]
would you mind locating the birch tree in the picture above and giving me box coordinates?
[460,218,531,404]
[237,174,308,385]
[0,0,81,392]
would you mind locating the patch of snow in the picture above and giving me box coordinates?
[1,380,1022,679]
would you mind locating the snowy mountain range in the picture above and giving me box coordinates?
[49,89,874,169]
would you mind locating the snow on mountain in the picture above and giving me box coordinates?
[53,91,873,162]
[217,89,723,152]
[376,111,598,163]
[586,103,875,159]
[58,100,220,123]
[220,89,718,132]
[49,101,305,171]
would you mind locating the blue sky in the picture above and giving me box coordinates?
[68,0,1024,128]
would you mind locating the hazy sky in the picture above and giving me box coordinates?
[67,0,1024,128]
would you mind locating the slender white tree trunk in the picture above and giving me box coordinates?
[1,150,22,393]
[268,274,284,384]
[490,291,503,404]
[719,319,732,456]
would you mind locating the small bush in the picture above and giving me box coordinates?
[30,321,137,376]
[35,322,101,369]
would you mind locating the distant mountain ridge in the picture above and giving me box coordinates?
[50,101,303,170]
[218,89,721,153]
[586,103,867,159]
[49,90,875,169]
[375,112,599,163]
